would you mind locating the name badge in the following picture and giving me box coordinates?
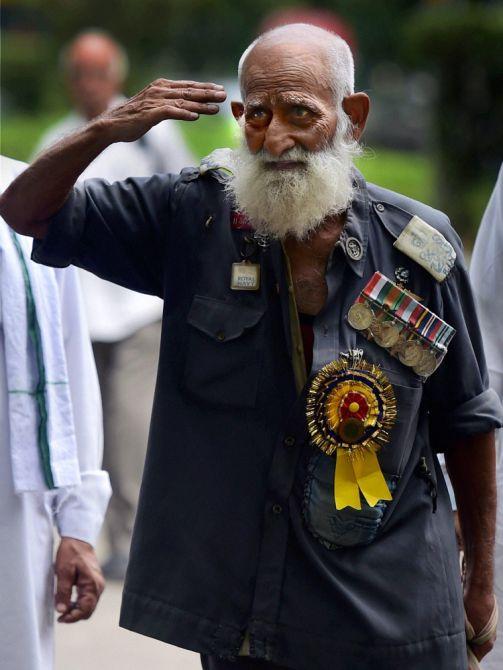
[230,262,260,291]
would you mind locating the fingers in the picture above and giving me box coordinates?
[153,78,225,91]
[473,638,495,661]
[145,78,227,106]
[55,563,76,619]
[152,87,227,104]
[147,101,221,124]
[54,537,105,624]
[57,567,105,623]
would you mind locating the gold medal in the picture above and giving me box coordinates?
[230,261,260,291]
[306,350,397,510]
[371,321,401,348]
[398,340,423,367]
[413,349,438,376]
[347,302,373,331]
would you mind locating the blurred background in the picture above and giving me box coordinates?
[1,1,502,668]
[2,0,502,245]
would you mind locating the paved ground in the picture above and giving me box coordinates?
[55,581,201,670]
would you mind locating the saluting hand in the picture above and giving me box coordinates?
[98,78,227,143]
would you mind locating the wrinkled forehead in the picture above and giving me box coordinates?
[241,40,333,102]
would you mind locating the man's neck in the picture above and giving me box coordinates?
[284,212,345,258]
[284,213,345,316]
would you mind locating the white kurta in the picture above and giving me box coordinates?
[0,160,111,670]
[470,164,503,670]
[34,98,194,343]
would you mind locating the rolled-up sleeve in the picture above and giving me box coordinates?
[426,255,503,445]
[32,173,178,298]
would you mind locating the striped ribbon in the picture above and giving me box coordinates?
[359,272,455,351]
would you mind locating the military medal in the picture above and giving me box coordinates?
[413,349,437,376]
[306,350,397,511]
[347,302,373,331]
[371,321,401,348]
[398,340,423,367]
[230,261,260,291]
[347,272,456,378]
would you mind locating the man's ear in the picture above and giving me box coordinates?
[342,93,370,140]
[231,101,244,122]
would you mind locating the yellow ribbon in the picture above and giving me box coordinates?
[334,450,392,510]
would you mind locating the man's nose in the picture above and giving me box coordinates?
[263,119,296,157]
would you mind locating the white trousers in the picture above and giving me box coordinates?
[0,429,56,670]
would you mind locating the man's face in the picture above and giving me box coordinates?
[236,42,339,159]
[66,44,122,120]
[228,40,365,240]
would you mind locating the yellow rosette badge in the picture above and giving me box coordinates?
[306,350,397,511]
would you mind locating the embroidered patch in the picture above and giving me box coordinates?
[393,215,456,282]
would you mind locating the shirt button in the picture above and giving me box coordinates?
[216,330,225,341]
[375,203,385,212]
[272,504,283,515]
[283,435,296,447]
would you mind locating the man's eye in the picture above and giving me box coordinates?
[248,108,267,120]
[291,106,310,118]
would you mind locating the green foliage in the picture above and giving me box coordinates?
[0,111,63,161]
[403,4,503,241]
[1,0,496,241]
[1,32,52,112]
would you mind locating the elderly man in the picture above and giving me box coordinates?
[0,156,111,670]
[35,30,194,579]
[1,24,501,670]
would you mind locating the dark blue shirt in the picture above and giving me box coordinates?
[33,157,502,670]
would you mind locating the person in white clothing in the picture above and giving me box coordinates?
[0,155,111,670]
[35,30,194,578]
[470,164,503,670]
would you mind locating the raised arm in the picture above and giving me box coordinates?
[0,79,226,238]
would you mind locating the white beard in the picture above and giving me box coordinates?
[226,125,361,240]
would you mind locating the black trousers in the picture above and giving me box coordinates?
[200,655,291,670]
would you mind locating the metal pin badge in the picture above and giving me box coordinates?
[394,266,410,285]
[345,237,363,261]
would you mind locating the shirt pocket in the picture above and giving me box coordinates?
[377,369,424,476]
[301,371,422,549]
[181,294,265,409]
[302,450,400,549]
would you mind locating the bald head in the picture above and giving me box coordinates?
[238,23,354,103]
[61,31,129,119]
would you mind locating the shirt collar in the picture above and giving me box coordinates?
[338,168,370,277]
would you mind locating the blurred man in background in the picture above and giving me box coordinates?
[35,30,194,579]
[470,165,503,670]
[0,156,111,670]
